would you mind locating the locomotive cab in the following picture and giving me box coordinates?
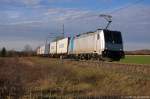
[102,30,125,61]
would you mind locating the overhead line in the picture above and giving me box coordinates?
[45,0,145,42]
[109,0,145,14]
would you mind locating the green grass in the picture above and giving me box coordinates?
[120,55,150,64]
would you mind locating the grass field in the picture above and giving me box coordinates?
[0,57,150,98]
[120,55,150,64]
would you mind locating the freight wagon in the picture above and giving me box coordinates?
[37,44,50,56]
[49,38,69,57]
[49,41,57,57]
[36,47,41,55]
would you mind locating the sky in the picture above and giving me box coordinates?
[0,0,150,51]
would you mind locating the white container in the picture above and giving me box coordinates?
[37,44,50,55]
[39,46,42,55]
[36,47,40,55]
[50,42,57,54]
[40,45,45,55]
[57,38,69,54]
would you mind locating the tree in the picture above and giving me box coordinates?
[24,45,32,52]
[8,50,17,57]
[1,47,7,57]
[23,45,33,56]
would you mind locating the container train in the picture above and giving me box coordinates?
[37,29,125,61]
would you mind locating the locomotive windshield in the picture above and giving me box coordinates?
[104,30,122,44]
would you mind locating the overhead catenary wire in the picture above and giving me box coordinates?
[67,0,145,23]
[109,0,145,14]
[44,0,145,44]
[61,0,146,33]
[30,0,145,26]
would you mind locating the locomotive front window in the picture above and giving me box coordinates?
[104,30,122,44]
[113,32,122,44]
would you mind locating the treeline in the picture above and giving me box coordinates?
[0,47,36,57]
[125,49,150,55]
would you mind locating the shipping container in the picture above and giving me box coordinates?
[57,38,69,54]
[40,45,45,55]
[36,47,40,55]
[50,42,57,54]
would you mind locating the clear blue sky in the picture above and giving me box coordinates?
[0,0,150,51]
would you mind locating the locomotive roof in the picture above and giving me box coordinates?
[76,29,103,37]
[75,29,121,38]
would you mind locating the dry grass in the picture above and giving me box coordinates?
[0,57,150,98]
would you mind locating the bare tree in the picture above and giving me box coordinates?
[24,45,32,52]
[23,45,33,56]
